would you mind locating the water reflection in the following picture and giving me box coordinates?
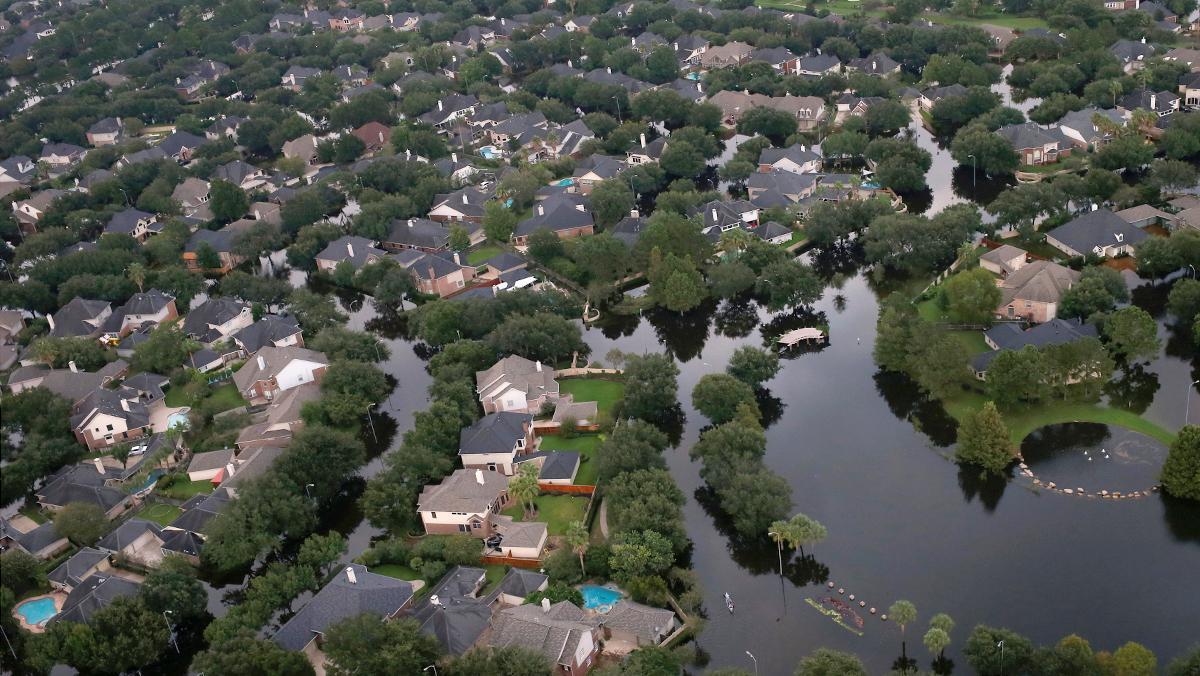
[955,463,1008,512]
[871,370,958,447]
[1104,365,1160,415]
[1021,423,1168,493]
[713,297,761,338]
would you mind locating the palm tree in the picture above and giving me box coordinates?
[929,612,955,637]
[924,627,950,659]
[127,263,146,293]
[787,512,828,558]
[566,520,589,577]
[889,599,918,658]
[509,464,540,519]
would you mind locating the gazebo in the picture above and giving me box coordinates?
[778,328,826,349]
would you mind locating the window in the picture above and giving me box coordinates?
[430,512,437,518]
[1025,302,1032,308]
[106,424,114,432]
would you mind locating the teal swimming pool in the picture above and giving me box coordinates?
[580,584,622,612]
[167,409,190,429]
[15,597,57,626]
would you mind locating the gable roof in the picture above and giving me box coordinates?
[231,315,302,353]
[37,464,128,511]
[233,346,329,390]
[490,601,594,667]
[50,298,110,338]
[460,412,532,455]
[273,564,415,651]
[1000,260,1079,305]
[418,468,509,513]
[53,574,141,625]
[1047,208,1149,253]
[408,566,491,655]
[48,547,109,588]
[973,318,1099,371]
[96,519,162,553]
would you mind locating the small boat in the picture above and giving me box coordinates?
[724,592,735,613]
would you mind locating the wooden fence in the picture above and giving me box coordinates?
[538,483,596,495]
[554,367,622,377]
[481,554,544,569]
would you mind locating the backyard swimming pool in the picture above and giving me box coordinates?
[580,584,622,612]
[167,409,190,430]
[556,178,575,187]
[480,146,501,160]
[15,597,57,627]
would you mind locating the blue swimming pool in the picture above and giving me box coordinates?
[556,178,575,187]
[134,469,164,495]
[480,146,501,160]
[580,584,622,612]
[15,597,57,626]
[167,409,190,430]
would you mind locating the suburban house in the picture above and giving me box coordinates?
[382,217,453,253]
[48,297,111,338]
[700,41,754,68]
[602,601,680,648]
[572,155,628,194]
[1056,107,1125,149]
[51,574,142,625]
[235,382,320,449]
[1110,39,1157,73]
[36,465,132,519]
[417,468,513,537]
[797,52,841,76]
[429,185,492,223]
[48,548,112,592]
[1116,204,1178,230]
[390,249,478,297]
[232,314,304,354]
[476,355,560,414]
[12,189,67,232]
[996,122,1071,166]
[626,134,668,165]
[172,177,213,220]
[103,208,159,242]
[0,518,69,561]
[100,290,178,342]
[273,565,417,670]
[233,346,329,405]
[971,319,1099,378]
[459,412,537,475]
[847,52,901,75]
[979,244,1028,277]
[186,448,236,482]
[182,220,255,272]
[315,235,387,272]
[489,601,602,674]
[996,260,1080,323]
[758,144,822,174]
[40,143,86,172]
[1179,72,1200,108]
[407,566,494,655]
[69,384,159,450]
[86,117,124,146]
[918,84,968,111]
[182,297,253,343]
[1046,208,1149,258]
[1118,88,1180,117]
[0,155,36,197]
[352,121,392,152]
[513,195,595,246]
[282,66,321,90]
[7,361,127,400]
[213,160,268,191]
[282,134,319,165]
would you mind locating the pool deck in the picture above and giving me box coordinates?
[13,592,66,633]
[151,405,188,434]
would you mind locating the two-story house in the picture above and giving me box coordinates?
[417,468,512,537]
[233,346,329,405]
[459,412,537,475]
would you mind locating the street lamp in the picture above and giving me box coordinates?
[1186,380,1199,426]
[366,402,378,443]
[612,95,622,122]
[745,650,758,676]
[118,187,131,206]
[423,666,439,676]
[768,530,784,577]
[997,640,1005,676]
[163,610,179,654]
[967,154,976,188]
[304,483,315,500]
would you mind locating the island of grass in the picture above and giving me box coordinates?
[501,494,588,535]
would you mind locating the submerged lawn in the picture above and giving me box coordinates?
[502,495,588,535]
[944,391,1176,447]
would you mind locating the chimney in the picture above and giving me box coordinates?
[451,152,458,163]
[542,598,552,613]
[476,469,485,485]
[800,145,806,151]
[1092,204,1099,211]
[630,208,639,218]
[431,595,442,607]
[1141,36,1146,43]
[631,37,636,47]
[378,131,384,143]
[606,66,612,74]
[257,355,266,370]
[697,83,703,93]
[68,360,78,373]
[347,241,355,259]
[640,133,646,148]
[93,458,105,475]
[453,251,461,265]
[345,567,357,584]
[120,399,130,412]
[537,204,544,216]
[438,100,444,111]
[711,207,718,221]
[462,193,469,204]
[575,203,584,211]
[535,360,543,372]
[405,149,412,160]
[1150,93,1157,110]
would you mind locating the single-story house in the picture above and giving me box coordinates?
[1046,208,1149,258]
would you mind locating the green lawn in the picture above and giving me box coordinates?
[19,504,47,525]
[502,495,588,535]
[156,478,214,501]
[943,391,1176,447]
[467,245,504,265]
[539,434,601,485]
[483,564,509,593]
[758,0,885,15]
[164,383,247,413]
[923,13,1047,29]
[559,378,625,419]
[372,563,422,581]
[138,503,183,527]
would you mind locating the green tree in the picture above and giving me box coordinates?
[692,373,757,424]
[649,250,707,313]
[726,346,781,388]
[756,259,823,311]
[964,625,1036,676]
[1160,425,1200,501]
[0,550,45,595]
[708,260,757,299]
[889,600,918,657]
[622,352,680,421]
[590,179,635,227]
[53,502,110,546]
[126,262,147,293]
[448,224,470,252]
[1060,270,1125,320]
[131,323,198,375]
[1136,237,1183,280]
[485,312,588,363]
[288,289,349,332]
[321,616,444,676]
[772,511,828,559]
[566,520,589,577]
[141,558,208,624]
[1098,642,1156,676]
[956,402,1013,475]
[1167,645,1200,676]
[597,420,669,482]
[1167,278,1200,325]
[1103,306,1161,362]
[986,346,1049,408]
[191,632,316,675]
[38,596,169,674]
[622,645,682,676]
[447,646,553,675]
[310,326,389,362]
[483,201,517,243]
[605,468,688,552]
[659,140,706,178]
[910,334,971,400]
[195,242,222,271]
[942,267,1002,324]
[1049,634,1099,676]
[924,627,951,660]
[737,108,798,145]
[317,361,392,427]
[951,123,1020,175]
[794,648,868,676]
[608,530,675,582]
[208,179,249,224]
[510,463,540,518]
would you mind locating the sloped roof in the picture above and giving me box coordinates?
[418,468,508,513]
[1000,260,1079,305]
[408,566,491,655]
[601,600,677,642]
[48,547,109,588]
[53,574,141,625]
[272,564,415,650]
[1047,208,1149,253]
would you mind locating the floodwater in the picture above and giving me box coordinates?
[576,267,1200,674]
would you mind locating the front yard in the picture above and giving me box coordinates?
[502,495,588,535]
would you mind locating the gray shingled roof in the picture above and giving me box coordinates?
[418,468,509,513]
[48,547,110,588]
[231,315,301,353]
[1047,208,1149,254]
[52,574,141,625]
[50,297,110,338]
[408,566,491,655]
[460,412,532,455]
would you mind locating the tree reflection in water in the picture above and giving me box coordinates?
[955,464,1008,513]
